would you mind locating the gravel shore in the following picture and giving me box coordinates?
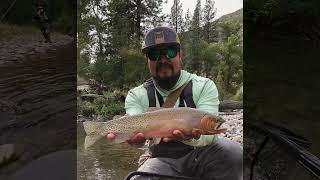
[218,110,243,144]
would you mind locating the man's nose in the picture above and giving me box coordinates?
[159,54,169,62]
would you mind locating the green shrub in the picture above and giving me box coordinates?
[78,100,95,117]
[90,89,127,120]
[231,85,243,101]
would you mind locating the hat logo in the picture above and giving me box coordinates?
[154,31,165,44]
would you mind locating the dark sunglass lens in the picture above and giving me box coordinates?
[165,48,178,59]
[147,50,160,61]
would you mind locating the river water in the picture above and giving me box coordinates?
[0,41,77,176]
[77,123,144,180]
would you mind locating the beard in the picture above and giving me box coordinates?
[153,62,181,90]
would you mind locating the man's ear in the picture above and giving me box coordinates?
[179,49,183,60]
[179,49,183,66]
[144,56,148,64]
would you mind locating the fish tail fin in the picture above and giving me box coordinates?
[83,121,104,149]
[84,134,103,149]
[83,121,101,135]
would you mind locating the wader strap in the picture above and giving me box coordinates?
[156,91,184,107]
[182,81,196,108]
[179,95,185,107]
[143,79,156,107]
[156,90,164,106]
[162,83,188,108]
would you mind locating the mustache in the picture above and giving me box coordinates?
[156,62,173,73]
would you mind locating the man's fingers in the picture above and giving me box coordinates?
[106,133,116,140]
[127,132,145,144]
[163,137,171,142]
[130,132,145,142]
[135,132,145,140]
[163,130,187,143]
[172,130,186,139]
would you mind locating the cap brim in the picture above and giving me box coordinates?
[142,43,180,53]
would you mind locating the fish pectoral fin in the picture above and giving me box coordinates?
[84,134,103,149]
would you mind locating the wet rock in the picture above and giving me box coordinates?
[0,143,30,174]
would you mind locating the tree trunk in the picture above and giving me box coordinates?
[136,0,142,40]
[219,100,243,111]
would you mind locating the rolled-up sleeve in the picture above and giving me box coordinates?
[124,88,146,115]
[197,80,220,115]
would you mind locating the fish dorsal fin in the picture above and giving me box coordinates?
[146,107,163,112]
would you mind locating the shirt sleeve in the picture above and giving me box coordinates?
[182,79,220,147]
[124,89,145,115]
[196,79,220,114]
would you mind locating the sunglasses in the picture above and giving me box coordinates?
[146,47,180,61]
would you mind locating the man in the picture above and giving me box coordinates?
[33,0,51,43]
[107,27,242,179]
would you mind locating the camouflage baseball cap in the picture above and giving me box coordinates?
[142,27,180,52]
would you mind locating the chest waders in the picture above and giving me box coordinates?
[143,80,196,159]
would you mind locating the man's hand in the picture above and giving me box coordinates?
[106,132,146,148]
[162,129,201,142]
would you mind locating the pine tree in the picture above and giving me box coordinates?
[183,9,192,32]
[202,0,216,42]
[169,0,183,33]
[191,0,201,41]
[189,0,201,72]
[128,0,166,43]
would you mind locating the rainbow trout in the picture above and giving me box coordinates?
[83,107,226,149]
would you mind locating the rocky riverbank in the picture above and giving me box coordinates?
[218,110,243,144]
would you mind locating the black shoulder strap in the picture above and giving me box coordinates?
[181,80,196,108]
[143,79,156,107]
